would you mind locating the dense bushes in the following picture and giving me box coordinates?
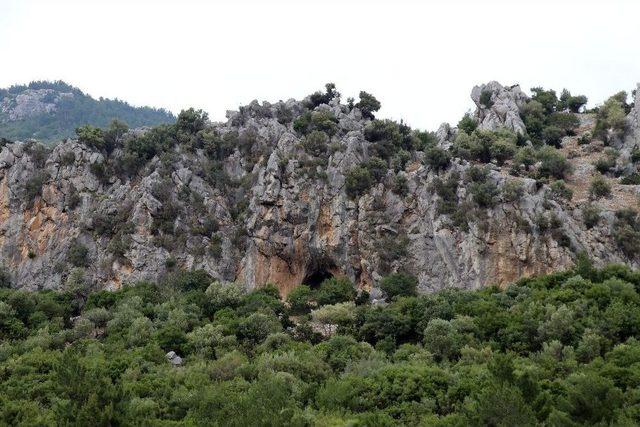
[520,86,584,146]
[2,265,640,425]
[457,113,477,134]
[380,273,418,299]
[594,92,629,142]
[452,128,517,165]
[466,166,499,208]
[345,165,374,198]
[423,145,451,171]
[66,240,89,267]
[589,175,612,199]
[535,146,572,179]
[293,110,338,136]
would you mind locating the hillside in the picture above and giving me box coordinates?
[0,82,639,296]
[0,81,175,143]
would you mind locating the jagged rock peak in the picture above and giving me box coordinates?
[471,81,528,134]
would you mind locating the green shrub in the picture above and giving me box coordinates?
[293,111,312,134]
[520,100,546,143]
[479,89,493,108]
[67,240,90,267]
[593,149,618,174]
[103,119,129,152]
[457,114,477,134]
[414,130,438,150]
[470,181,499,208]
[392,174,409,197]
[120,124,176,176]
[24,171,49,205]
[315,277,356,306]
[502,180,524,203]
[549,180,573,201]
[345,166,374,199]
[537,146,571,179]
[364,157,388,182]
[589,175,612,199]
[620,173,640,185]
[176,108,208,134]
[305,83,340,109]
[301,130,329,156]
[531,87,558,113]
[424,146,451,171]
[60,152,76,166]
[578,132,592,145]
[513,146,537,172]
[548,112,580,135]
[107,234,131,259]
[75,125,105,149]
[433,172,460,215]
[311,111,339,136]
[452,129,517,165]
[390,152,410,172]
[364,120,406,159]
[567,95,588,113]
[89,161,110,184]
[208,235,223,258]
[582,204,601,229]
[377,234,409,274]
[355,91,381,119]
[287,285,314,315]
[542,125,564,148]
[465,165,490,183]
[490,138,517,165]
[165,269,212,292]
[594,92,628,141]
[380,273,418,299]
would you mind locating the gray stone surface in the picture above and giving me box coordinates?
[471,81,528,134]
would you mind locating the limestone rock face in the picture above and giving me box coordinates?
[0,89,71,122]
[0,83,638,296]
[471,81,528,134]
[625,84,640,149]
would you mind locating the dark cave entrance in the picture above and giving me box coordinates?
[303,259,335,288]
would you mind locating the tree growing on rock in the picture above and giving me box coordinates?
[355,91,381,120]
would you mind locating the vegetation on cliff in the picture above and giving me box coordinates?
[2,262,640,425]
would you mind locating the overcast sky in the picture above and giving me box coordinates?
[1,0,639,130]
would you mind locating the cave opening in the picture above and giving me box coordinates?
[303,259,335,288]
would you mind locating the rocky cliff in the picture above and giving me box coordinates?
[1,82,639,295]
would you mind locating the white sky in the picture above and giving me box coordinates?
[1,0,639,130]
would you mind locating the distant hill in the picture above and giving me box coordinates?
[0,80,175,143]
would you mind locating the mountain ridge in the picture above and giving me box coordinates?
[0,80,175,143]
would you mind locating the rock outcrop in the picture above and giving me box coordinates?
[471,81,528,134]
[625,84,640,149]
[0,83,638,296]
